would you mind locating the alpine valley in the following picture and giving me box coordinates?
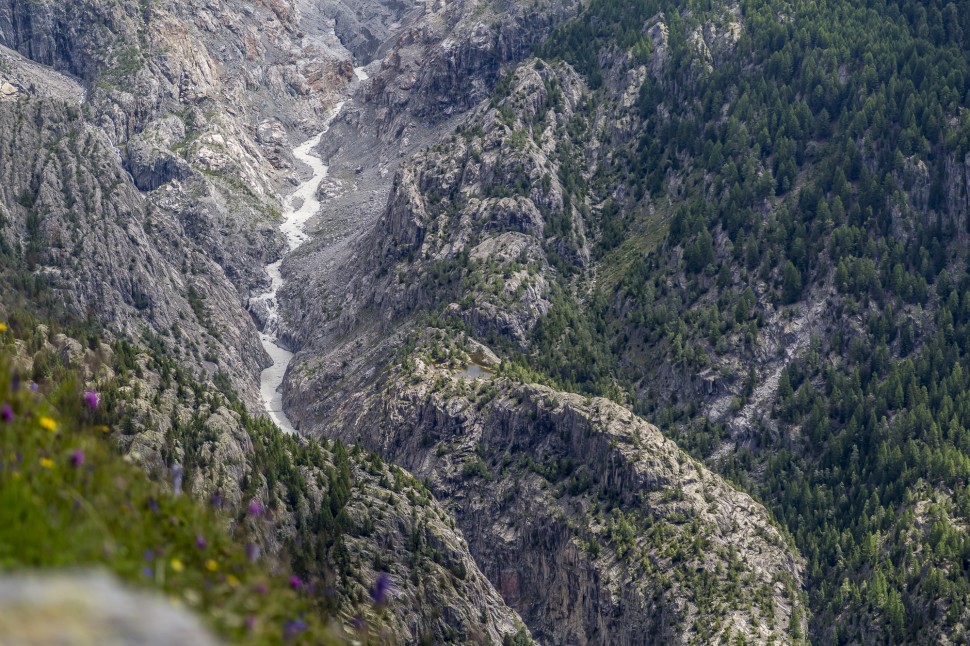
[0,0,968,644]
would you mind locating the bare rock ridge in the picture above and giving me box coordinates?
[325,356,806,644]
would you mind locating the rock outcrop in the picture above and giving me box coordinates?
[0,572,223,646]
[363,0,580,136]
[0,96,268,403]
[293,341,807,644]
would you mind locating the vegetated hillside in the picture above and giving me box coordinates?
[0,322,343,645]
[289,0,970,643]
[529,0,970,642]
[0,314,531,644]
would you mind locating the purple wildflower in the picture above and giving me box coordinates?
[247,500,263,517]
[283,619,307,639]
[142,567,153,578]
[83,390,100,410]
[1,403,12,422]
[172,464,183,495]
[245,542,261,562]
[289,575,302,590]
[11,373,20,391]
[370,572,390,605]
[352,615,365,630]
[68,450,85,467]
[196,534,207,550]
[210,492,223,508]
[255,582,268,595]
[147,498,160,514]
[29,382,37,392]
[144,550,155,561]
[245,616,256,631]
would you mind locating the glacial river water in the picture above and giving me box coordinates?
[255,67,369,434]
[253,102,346,434]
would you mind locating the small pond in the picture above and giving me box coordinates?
[459,364,493,379]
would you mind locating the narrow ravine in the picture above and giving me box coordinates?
[253,102,345,434]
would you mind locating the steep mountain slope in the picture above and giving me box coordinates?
[362,0,581,134]
[285,51,808,646]
[9,0,970,643]
[4,319,531,643]
[0,0,357,405]
[325,350,804,644]
[280,0,970,643]
[526,1,970,642]
[0,88,273,396]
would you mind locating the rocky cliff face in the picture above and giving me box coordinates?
[0,0,367,403]
[363,0,580,137]
[320,350,806,644]
[0,94,266,402]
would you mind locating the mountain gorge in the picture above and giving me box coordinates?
[1,0,969,643]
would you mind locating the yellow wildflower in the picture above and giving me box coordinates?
[0,323,7,333]
[170,558,184,573]
[226,574,240,588]
[205,559,218,572]
[96,425,111,434]
[39,417,57,432]
[39,457,54,469]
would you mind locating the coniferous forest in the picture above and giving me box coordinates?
[520,0,970,641]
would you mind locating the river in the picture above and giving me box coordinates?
[254,101,346,434]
